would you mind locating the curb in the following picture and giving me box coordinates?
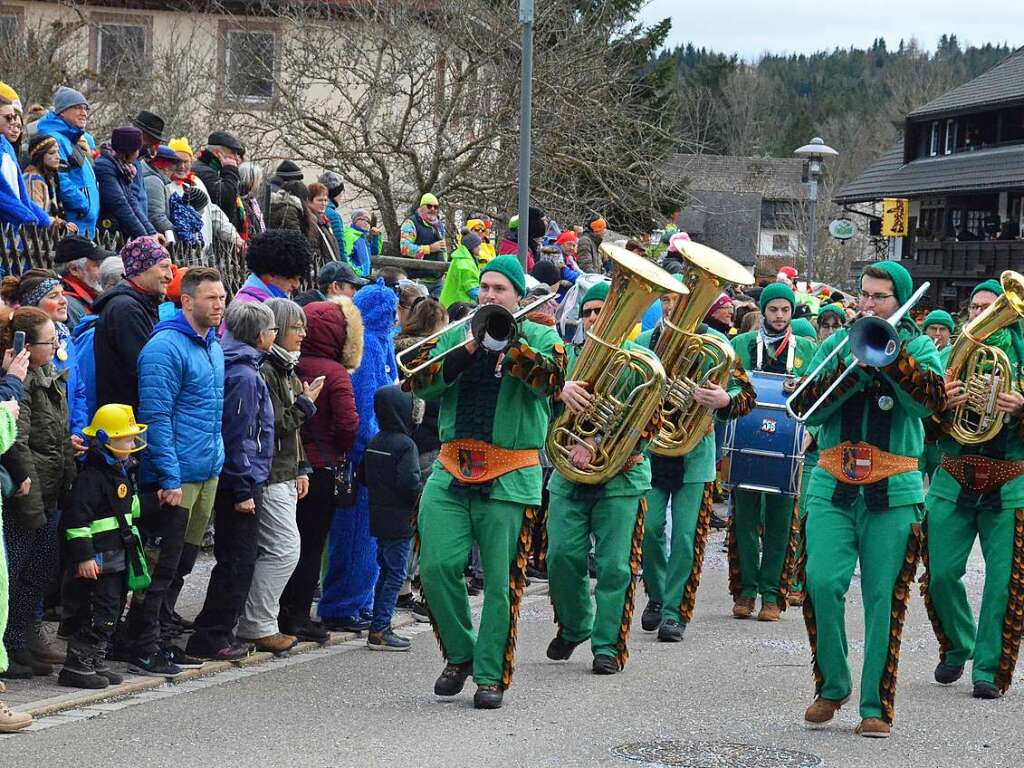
[25,581,550,718]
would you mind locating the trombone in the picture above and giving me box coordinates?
[397,293,557,379]
[785,282,930,423]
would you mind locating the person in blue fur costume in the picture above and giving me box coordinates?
[319,279,399,630]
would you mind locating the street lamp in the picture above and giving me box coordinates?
[517,0,535,270]
[793,137,838,287]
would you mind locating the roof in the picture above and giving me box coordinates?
[665,153,807,201]
[834,143,1024,203]
[909,48,1024,119]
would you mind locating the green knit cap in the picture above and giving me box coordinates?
[759,282,796,313]
[818,303,846,324]
[791,318,816,338]
[971,279,1003,299]
[922,309,955,333]
[479,254,526,297]
[864,261,913,306]
[582,280,610,306]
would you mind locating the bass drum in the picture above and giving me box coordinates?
[722,371,805,497]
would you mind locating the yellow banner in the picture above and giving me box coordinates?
[881,198,909,237]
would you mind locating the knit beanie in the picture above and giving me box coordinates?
[480,255,526,297]
[111,126,144,155]
[0,82,21,112]
[582,280,610,306]
[419,192,439,207]
[590,217,607,233]
[168,137,194,157]
[274,160,304,183]
[121,237,169,278]
[707,293,732,315]
[461,231,482,254]
[53,85,88,115]
[530,259,561,288]
[922,309,955,333]
[817,303,846,325]
[865,261,913,306]
[555,230,577,245]
[791,318,816,338]
[508,215,519,230]
[759,281,796,313]
[971,279,1003,300]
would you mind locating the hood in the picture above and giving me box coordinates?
[92,281,161,315]
[152,309,217,347]
[352,279,397,334]
[221,332,265,367]
[374,384,419,435]
[270,188,304,211]
[301,299,364,371]
[36,112,83,145]
[142,161,169,183]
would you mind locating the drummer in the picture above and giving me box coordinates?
[728,282,817,621]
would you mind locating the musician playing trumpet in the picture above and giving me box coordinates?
[923,278,1024,701]
[790,262,946,738]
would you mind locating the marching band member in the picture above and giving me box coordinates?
[403,255,566,710]
[920,309,956,481]
[637,281,756,640]
[545,281,657,675]
[923,279,1024,700]
[791,262,946,738]
[728,282,816,621]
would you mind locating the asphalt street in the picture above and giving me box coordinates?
[1,530,1020,768]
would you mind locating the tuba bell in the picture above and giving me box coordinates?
[945,270,1024,445]
[649,238,755,457]
[547,244,687,485]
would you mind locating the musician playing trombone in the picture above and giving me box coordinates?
[728,282,816,622]
[922,279,1024,701]
[402,255,566,710]
[790,262,946,738]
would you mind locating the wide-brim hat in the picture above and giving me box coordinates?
[132,110,167,142]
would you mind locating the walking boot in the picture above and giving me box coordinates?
[732,597,755,619]
[434,661,473,696]
[787,591,805,607]
[657,619,686,643]
[973,681,1002,699]
[855,718,891,738]
[640,600,663,632]
[57,649,108,690]
[238,633,298,655]
[366,629,411,652]
[29,625,66,664]
[592,655,619,675]
[546,634,588,661]
[934,661,964,685]
[803,695,849,728]
[473,684,503,709]
[9,649,52,676]
[0,702,32,733]
[0,660,33,680]
[93,656,124,686]
[757,601,781,622]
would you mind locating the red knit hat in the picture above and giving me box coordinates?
[555,231,577,245]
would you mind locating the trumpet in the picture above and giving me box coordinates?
[785,282,930,423]
[397,292,557,379]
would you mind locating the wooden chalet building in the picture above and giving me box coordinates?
[835,48,1024,310]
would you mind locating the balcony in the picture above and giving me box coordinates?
[910,239,1024,278]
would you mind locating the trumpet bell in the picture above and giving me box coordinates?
[471,304,516,353]
[848,316,900,368]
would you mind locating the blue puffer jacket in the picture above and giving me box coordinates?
[54,332,88,438]
[219,333,274,504]
[35,112,99,236]
[137,310,225,491]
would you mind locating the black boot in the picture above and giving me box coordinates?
[657,619,685,643]
[58,649,108,690]
[473,684,503,709]
[434,661,473,696]
[592,655,619,675]
[973,681,1002,699]
[934,660,964,685]
[93,656,124,685]
[546,634,588,661]
[641,600,663,632]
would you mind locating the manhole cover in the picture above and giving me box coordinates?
[611,740,822,768]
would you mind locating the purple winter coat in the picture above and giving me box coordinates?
[219,333,274,503]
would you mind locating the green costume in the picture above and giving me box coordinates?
[439,244,481,309]
[728,326,816,609]
[922,281,1024,693]
[920,344,952,481]
[405,312,565,689]
[546,341,658,668]
[0,407,16,675]
[791,296,946,723]
[638,326,757,629]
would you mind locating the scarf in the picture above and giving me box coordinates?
[759,322,792,360]
[268,343,299,372]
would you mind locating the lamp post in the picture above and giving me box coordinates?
[517,0,535,269]
[793,137,838,287]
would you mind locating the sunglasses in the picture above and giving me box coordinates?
[424,204,439,210]
[581,307,602,318]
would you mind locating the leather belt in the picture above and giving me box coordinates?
[818,441,918,485]
[439,439,539,484]
[940,455,1024,497]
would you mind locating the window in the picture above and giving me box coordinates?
[0,14,17,45]
[96,23,147,84]
[929,121,941,156]
[772,234,790,253]
[224,30,276,102]
[944,119,957,155]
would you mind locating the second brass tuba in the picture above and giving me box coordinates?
[547,244,687,485]
[650,239,755,457]
[946,270,1024,445]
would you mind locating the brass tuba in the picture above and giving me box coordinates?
[650,240,755,457]
[946,270,1024,445]
[547,244,687,484]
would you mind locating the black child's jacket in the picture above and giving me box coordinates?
[361,385,423,539]
[63,446,137,566]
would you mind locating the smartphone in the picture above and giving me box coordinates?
[12,331,25,356]
[310,376,326,388]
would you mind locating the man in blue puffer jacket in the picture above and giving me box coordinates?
[123,267,226,676]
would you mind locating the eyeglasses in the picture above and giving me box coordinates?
[287,324,306,332]
[262,326,279,334]
[819,321,841,329]
[0,113,15,123]
[581,307,602,318]
[29,338,59,348]
[424,204,439,210]
[858,291,895,303]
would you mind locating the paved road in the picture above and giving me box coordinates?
[1,531,1020,768]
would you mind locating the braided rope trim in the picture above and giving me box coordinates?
[614,498,646,670]
[995,508,1024,693]
[918,515,954,664]
[677,483,714,624]
[879,523,922,725]
[799,515,824,696]
[773,499,802,613]
[507,341,567,397]
[726,514,742,601]
[729,362,758,419]
[882,347,948,414]
[500,505,537,689]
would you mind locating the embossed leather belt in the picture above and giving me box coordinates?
[439,439,539,484]
[940,455,1024,497]
[818,442,918,485]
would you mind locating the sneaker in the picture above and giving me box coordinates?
[128,653,183,678]
[163,646,205,669]
[592,655,619,675]
[434,661,473,696]
[322,616,371,633]
[973,681,1002,699]
[641,600,663,631]
[525,565,548,582]
[787,591,806,607]
[757,602,781,622]
[934,661,965,685]
[855,718,891,738]
[732,597,756,619]
[367,629,411,652]
[188,642,250,662]
[0,702,32,733]
[657,619,685,643]
[395,594,419,611]
[803,695,849,727]
[57,665,109,690]
[239,633,298,655]
[280,616,330,643]
[473,684,503,709]
[466,577,482,596]
[412,601,430,623]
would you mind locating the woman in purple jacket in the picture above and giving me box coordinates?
[186,301,277,661]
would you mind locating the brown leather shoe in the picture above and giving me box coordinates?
[247,633,298,655]
[757,602,782,622]
[732,597,756,619]
[0,701,32,733]
[788,591,805,607]
[855,718,891,738]
[804,695,849,726]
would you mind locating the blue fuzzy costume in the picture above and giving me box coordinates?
[319,280,399,621]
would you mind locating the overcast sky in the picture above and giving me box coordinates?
[638,0,1024,59]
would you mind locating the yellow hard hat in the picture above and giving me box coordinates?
[83,404,148,452]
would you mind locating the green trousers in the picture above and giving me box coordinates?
[546,491,643,666]
[729,489,796,606]
[417,481,529,688]
[923,496,1024,689]
[803,496,921,722]
[642,483,711,625]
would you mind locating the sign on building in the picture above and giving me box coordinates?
[881,198,909,237]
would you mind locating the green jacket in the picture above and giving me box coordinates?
[731,329,817,376]
[792,322,945,510]
[439,244,480,309]
[406,317,565,506]
[262,352,313,485]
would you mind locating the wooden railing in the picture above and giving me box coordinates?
[910,239,1024,280]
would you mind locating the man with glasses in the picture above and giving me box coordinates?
[922,279,1024,702]
[401,192,447,262]
[790,262,946,738]
[728,282,816,622]
[35,87,99,236]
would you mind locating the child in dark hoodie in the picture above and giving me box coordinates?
[362,384,424,651]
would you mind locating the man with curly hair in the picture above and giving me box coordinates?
[234,229,313,303]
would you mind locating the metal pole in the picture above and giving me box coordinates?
[806,178,818,286]
[517,0,534,269]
